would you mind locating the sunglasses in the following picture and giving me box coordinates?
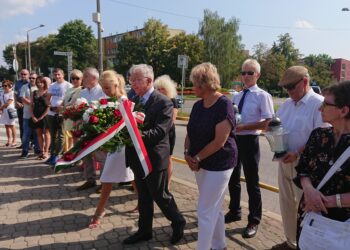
[71,77,80,80]
[29,77,36,80]
[2,85,10,88]
[241,71,255,76]
[283,78,304,91]
[320,101,338,108]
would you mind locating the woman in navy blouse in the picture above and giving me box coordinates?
[185,62,238,250]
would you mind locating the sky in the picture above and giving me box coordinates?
[1,0,350,68]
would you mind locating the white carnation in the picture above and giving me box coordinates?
[100,104,107,109]
[86,108,94,114]
[107,102,115,108]
[75,98,88,105]
[83,112,90,123]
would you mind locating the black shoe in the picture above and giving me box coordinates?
[170,220,186,245]
[242,223,258,238]
[20,152,29,159]
[225,211,242,223]
[123,231,152,244]
[76,181,97,191]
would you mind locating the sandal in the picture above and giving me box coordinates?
[88,211,106,229]
[4,143,10,147]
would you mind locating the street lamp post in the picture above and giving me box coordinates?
[27,24,44,72]
[93,0,103,75]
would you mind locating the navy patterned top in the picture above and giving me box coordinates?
[294,127,350,222]
[187,95,237,171]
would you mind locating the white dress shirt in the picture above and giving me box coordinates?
[79,84,106,102]
[276,89,327,152]
[232,84,274,135]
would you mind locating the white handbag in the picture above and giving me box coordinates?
[299,146,350,250]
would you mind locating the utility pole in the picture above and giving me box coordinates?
[93,0,103,75]
[26,24,45,72]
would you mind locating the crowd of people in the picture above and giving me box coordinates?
[1,58,350,250]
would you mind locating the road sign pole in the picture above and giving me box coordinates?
[181,64,185,112]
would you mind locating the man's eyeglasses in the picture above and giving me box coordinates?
[320,101,338,109]
[21,73,28,76]
[29,77,36,80]
[129,77,148,84]
[241,71,255,76]
[283,78,304,91]
[71,77,80,80]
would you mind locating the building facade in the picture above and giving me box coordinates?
[331,58,350,82]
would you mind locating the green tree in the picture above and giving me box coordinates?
[199,9,244,87]
[271,33,300,68]
[260,52,286,93]
[55,19,98,71]
[252,42,269,63]
[114,34,144,75]
[140,18,169,76]
[164,32,204,85]
[303,54,334,88]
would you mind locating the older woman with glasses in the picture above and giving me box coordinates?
[0,80,17,146]
[185,62,237,250]
[62,69,83,151]
[294,81,350,249]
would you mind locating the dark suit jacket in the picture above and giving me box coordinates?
[126,90,173,177]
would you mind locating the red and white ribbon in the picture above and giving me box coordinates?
[119,97,153,177]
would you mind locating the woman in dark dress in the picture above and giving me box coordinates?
[185,63,237,250]
[294,81,350,249]
[154,75,179,186]
[30,76,51,159]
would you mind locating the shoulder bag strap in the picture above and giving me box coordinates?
[316,146,350,190]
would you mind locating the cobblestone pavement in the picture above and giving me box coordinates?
[0,146,285,249]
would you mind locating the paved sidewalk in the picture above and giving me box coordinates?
[0,146,285,249]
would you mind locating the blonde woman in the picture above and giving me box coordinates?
[63,69,83,151]
[154,75,178,185]
[89,70,135,228]
[185,63,237,249]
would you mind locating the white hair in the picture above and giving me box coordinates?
[242,58,261,73]
[154,75,178,98]
[129,64,154,82]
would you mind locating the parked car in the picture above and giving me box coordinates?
[311,85,321,94]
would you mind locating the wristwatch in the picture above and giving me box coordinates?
[194,155,201,163]
[184,148,189,155]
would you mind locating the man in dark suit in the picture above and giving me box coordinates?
[123,64,186,245]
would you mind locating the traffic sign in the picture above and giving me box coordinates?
[177,55,188,69]
[54,51,68,56]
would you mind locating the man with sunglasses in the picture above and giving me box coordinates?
[271,66,327,250]
[14,69,30,148]
[226,58,274,238]
[19,72,41,158]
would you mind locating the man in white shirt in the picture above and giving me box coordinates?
[271,66,326,250]
[76,67,107,192]
[45,68,72,165]
[226,59,274,238]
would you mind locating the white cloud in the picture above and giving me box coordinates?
[294,20,314,29]
[0,0,55,18]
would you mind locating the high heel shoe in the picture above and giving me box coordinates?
[88,211,106,229]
